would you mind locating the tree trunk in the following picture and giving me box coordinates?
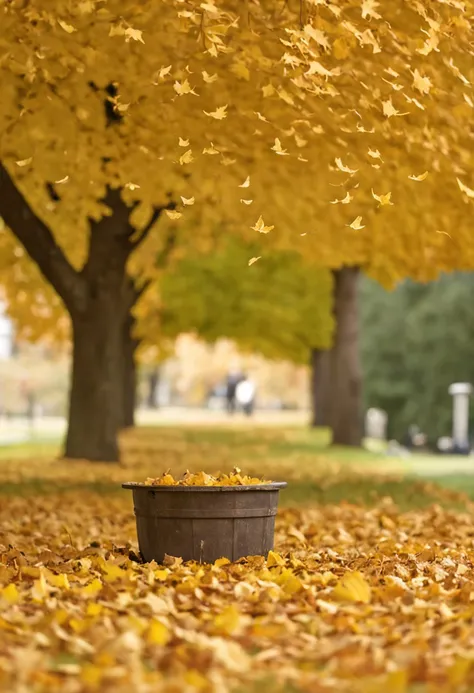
[328,266,362,446]
[310,348,330,427]
[65,301,126,461]
[0,166,175,462]
[122,315,138,429]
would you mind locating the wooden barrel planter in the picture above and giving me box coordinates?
[122,482,287,564]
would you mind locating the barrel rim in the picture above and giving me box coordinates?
[122,481,287,492]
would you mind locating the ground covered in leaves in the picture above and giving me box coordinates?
[1,427,474,692]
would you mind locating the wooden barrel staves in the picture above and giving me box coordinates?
[122,482,287,564]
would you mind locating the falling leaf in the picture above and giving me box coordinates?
[382,99,409,118]
[412,69,432,95]
[202,144,220,155]
[202,71,217,83]
[125,182,140,190]
[179,150,194,165]
[16,158,32,167]
[251,216,274,234]
[178,137,189,147]
[174,80,196,96]
[254,111,269,123]
[240,199,253,205]
[203,105,228,120]
[262,84,275,98]
[456,178,474,198]
[347,216,365,230]
[58,20,77,33]
[372,189,393,206]
[180,196,195,206]
[361,0,381,19]
[271,138,289,156]
[159,65,172,79]
[330,192,352,204]
[368,149,383,161]
[124,27,144,43]
[239,176,250,188]
[248,256,261,266]
[165,210,183,220]
[332,571,371,603]
[335,158,358,174]
[55,175,69,184]
[409,171,429,181]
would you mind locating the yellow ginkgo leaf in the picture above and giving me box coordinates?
[251,216,274,234]
[240,199,253,205]
[330,191,352,205]
[267,550,285,567]
[174,79,196,96]
[408,171,429,181]
[148,619,171,646]
[347,216,365,230]
[372,189,393,206]
[271,138,289,156]
[58,20,77,33]
[16,158,32,167]
[382,99,409,118]
[332,571,371,603]
[368,149,383,161]
[248,256,261,266]
[158,65,172,79]
[239,176,250,188]
[178,137,189,147]
[412,68,432,95]
[180,196,195,206]
[202,144,220,155]
[179,150,194,165]
[214,605,242,635]
[202,71,217,83]
[1,583,20,605]
[165,210,182,220]
[456,178,474,199]
[254,111,269,123]
[124,27,144,43]
[335,158,358,175]
[203,105,228,120]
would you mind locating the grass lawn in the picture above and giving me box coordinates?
[0,424,471,511]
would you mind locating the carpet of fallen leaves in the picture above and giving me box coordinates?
[2,429,474,692]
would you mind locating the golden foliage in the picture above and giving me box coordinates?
[1,0,474,344]
[144,467,269,486]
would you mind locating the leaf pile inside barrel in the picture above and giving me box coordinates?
[144,467,269,487]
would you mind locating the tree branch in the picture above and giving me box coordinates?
[129,199,176,251]
[156,227,178,269]
[0,162,86,312]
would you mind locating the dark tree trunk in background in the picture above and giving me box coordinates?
[328,266,362,446]
[0,164,173,461]
[123,315,138,429]
[147,366,160,409]
[310,348,330,427]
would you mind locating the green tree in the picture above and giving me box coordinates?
[361,273,474,442]
[158,237,333,365]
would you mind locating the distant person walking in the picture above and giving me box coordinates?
[226,369,243,414]
[236,375,256,417]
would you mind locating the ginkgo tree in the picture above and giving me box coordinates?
[1,0,473,460]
